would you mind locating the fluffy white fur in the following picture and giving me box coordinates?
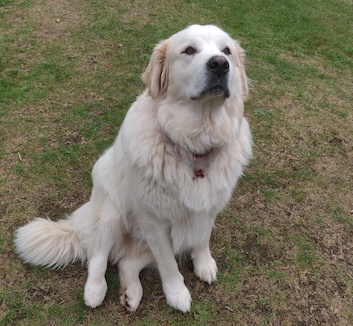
[15,25,252,313]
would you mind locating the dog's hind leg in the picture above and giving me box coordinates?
[119,241,155,312]
[84,200,121,308]
[191,245,218,284]
[191,217,218,284]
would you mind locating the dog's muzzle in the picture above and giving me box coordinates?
[198,55,230,99]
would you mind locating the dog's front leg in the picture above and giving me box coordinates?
[84,200,119,308]
[84,253,109,308]
[142,223,192,313]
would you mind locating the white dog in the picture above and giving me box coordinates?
[15,24,252,313]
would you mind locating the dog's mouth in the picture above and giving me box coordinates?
[192,84,230,101]
[205,84,230,97]
[191,70,230,101]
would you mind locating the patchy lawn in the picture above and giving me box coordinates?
[1,0,352,324]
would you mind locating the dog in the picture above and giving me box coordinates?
[15,24,252,313]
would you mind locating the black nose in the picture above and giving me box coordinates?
[207,56,229,75]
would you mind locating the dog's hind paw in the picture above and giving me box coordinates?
[120,281,143,312]
[194,256,218,284]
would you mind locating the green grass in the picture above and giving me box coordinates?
[1,0,353,324]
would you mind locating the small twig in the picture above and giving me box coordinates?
[225,305,234,312]
[17,152,23,162]
[347,273,353,281]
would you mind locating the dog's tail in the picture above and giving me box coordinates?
[14,205,88,269]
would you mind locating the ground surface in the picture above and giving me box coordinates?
[1,0,352,325]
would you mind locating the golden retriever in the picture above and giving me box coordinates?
[15,24,252,313]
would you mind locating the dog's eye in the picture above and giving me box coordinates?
[222,47,231,55]
[183,46,197,55]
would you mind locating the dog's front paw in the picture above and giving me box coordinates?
[120,281,143,313]
[164,282,192,313]
[84,278,107,308]
[194,256,218,284]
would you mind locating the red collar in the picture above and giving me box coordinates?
[192,149,213,179]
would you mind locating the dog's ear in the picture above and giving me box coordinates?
[142,39,170,99]
[233,41,249,101]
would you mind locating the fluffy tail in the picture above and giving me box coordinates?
[15,216,86,269]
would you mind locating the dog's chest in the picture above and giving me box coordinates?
[174,154,233,213]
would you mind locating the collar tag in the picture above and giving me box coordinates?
[192,151,211,179]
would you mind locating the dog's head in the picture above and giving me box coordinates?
[142,25,248,103]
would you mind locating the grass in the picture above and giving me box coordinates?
[1,0,352,324]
